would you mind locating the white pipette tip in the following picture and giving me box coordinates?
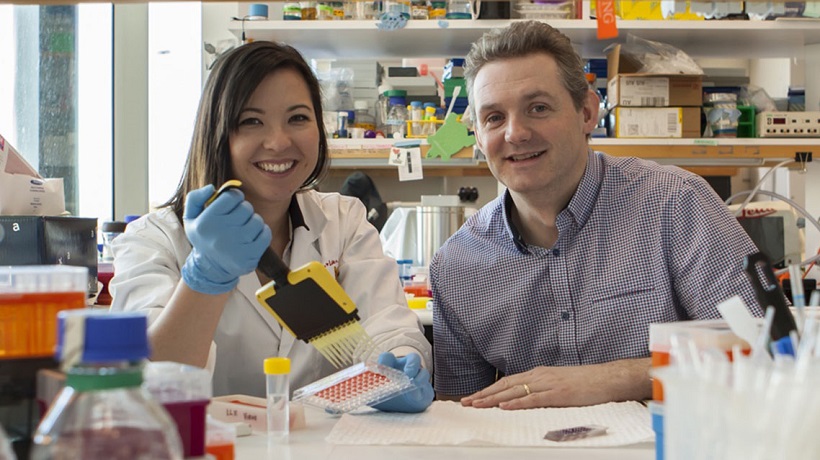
[752,306,777,360]
[445,85,461,120]
[717,295,759,347]
[810,290,820,308]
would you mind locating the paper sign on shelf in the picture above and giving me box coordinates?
[388,146,407,166]
[397,147,423,182]
[596,0,618,40]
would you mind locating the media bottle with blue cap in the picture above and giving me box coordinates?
[30,310,183,460]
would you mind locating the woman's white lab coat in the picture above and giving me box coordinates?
[109,190,431,397]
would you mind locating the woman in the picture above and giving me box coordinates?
[109,41,432,412]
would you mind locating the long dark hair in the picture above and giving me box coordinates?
[164,41,329,220]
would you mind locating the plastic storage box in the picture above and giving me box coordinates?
[737,105,756,138]
[649,319,750,401]
[0,265,88,359]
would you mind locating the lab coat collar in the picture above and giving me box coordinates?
[288,194,309,231]
[272,192,326,357]
[236,274,283,343]
[293,190,326,252]
[236,190,328,357]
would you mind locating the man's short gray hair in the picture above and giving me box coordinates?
[464,21,589,118]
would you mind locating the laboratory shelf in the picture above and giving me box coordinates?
[328,138,487,174]
[231,18,820,59]
[237,14,820,174]
[327,137,819,171]
[590,138,819,167]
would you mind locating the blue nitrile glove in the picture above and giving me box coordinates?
[181,184,272,295]
[371,352,434,413]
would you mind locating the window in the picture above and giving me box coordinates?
[148,2,201,210]
[0,4,113,221]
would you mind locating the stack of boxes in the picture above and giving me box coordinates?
[606,44,703,139]
[382,66,439,106]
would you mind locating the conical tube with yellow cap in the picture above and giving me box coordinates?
[264,357,291,444]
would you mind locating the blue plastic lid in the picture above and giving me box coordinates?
[57,310,151,363]
[396,259,413,264]
[410,101,423,108]
[247,3,269,19]
[423,102,437,108]
[449,58,466,67]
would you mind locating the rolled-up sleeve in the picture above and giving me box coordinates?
[108,212,218,371]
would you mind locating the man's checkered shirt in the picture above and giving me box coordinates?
[431,150,763,396]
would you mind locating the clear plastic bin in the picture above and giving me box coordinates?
[206,415,236,460]
[514,0,574,19]
[649,320,750,401]
[0,265,88,359]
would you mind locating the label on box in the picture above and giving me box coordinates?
[616,108,682,138]
[617,77,669,107]
[209,395,267,432]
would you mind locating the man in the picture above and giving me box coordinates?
[430,21,762,409]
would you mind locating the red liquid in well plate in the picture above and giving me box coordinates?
[315,371,389,403]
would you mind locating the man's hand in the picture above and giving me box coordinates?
[460,358,651,410]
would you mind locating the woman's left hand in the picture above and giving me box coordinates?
[370,352,434,413]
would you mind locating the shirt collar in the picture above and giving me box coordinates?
[502,190,529,253]
[564,149,604,229]
[501,149,603,252]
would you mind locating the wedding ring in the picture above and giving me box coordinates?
[522,383,531,396]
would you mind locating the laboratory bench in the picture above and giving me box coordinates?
[235,405,654,460]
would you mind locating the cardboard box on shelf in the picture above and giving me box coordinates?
[0,134,65,216]
[613,107,701,138]
[607,44,703,108]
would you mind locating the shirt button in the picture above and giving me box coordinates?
[561,311,570,321]
[553,249,560,257]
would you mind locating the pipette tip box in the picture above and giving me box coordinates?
[649,319,750,401]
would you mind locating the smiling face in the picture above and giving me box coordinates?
[472,53,598,204]
[228,67,320,209]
